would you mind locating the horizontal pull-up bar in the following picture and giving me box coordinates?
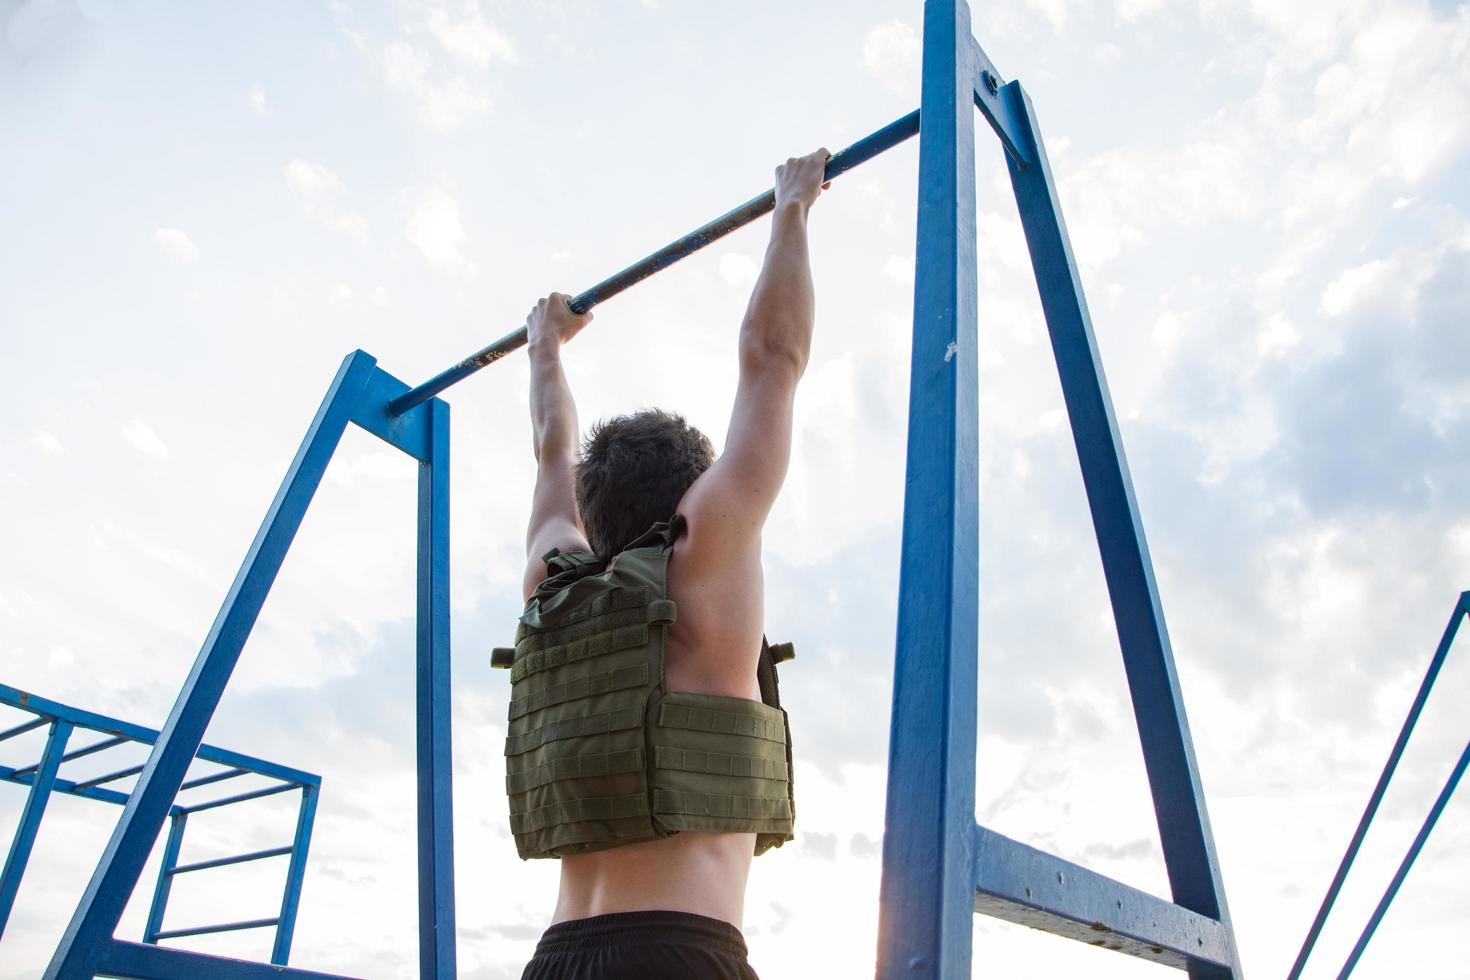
[387,108,921,417]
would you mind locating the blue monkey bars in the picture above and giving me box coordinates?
[0,683,320,966]
[42,1,1261,976]
[1288,592,1469,980]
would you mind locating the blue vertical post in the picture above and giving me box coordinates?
[416,396,457,978]
[141,811,187,944]
[875,0,980,977]
[44,351,379,980]
[273,783,320,965]
[1001,83,1242,978]
[0,719,73,938]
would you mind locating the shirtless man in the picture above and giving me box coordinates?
[509,148,829,979]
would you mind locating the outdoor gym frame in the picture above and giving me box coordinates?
[43,1,1245,977]
[1,684,320,967]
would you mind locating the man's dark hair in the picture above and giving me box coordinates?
[576,408,714,560]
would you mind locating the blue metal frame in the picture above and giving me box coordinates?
[877,2,1242,976]
[37,5,1269,974]
[41,352,455,980]
[0,684,319,964]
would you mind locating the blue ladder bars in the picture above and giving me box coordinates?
[0,683,320,967]
[876,2,1242,977]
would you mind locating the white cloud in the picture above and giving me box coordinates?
[718,252,757,287]
[1025,0,1076,29]
[1117,0,1170,21]
[883,255,914,284]
[383,39,491,130]
[369,285,388,308]
[424,1,515,69]
[1320,259,1387,317]
[120,419,168,457]
[862,20,919,96]
[247,81,267,115]
[1093,42,1123,67]
[328,282,353,306]
[153,226,198,263]
[30,429,65,456]
[284,159,370,241]
[405,186,476,278]
[363,0,516,130]
[1256,310,1301,358]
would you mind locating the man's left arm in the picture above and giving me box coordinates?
[524,292,593,601]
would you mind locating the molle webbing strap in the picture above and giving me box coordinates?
[658,701,787,743]
[511,599,676,682]
[506,748,646,795]
[511,623,649,683]
[504,706,644,756]
[524,585,649,634]
[528,815,654,855]
[509,792,651,835]
[654,746,790,782]
[652,790,793,822]
[508,664,650,721]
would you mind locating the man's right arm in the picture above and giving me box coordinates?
[678,149,829,566]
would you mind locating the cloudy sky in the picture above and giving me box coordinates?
[2,0,1468,977]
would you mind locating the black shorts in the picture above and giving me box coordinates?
[520,910,760,980]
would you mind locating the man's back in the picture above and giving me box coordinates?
[550,513,766,928]
[512,148,831,979]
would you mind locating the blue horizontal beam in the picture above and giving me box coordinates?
[0,717,49,743]
[151,916,279,941]
[0,684,319,788]
[72,764,146,791]
[169,845,293,876]
[179,767,248,791]
[10,735,126,778]
[181,782,297,814]
[973,824,1231,971]
[100,940,362,980]
[0,764,133,807]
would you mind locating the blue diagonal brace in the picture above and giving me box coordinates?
[1289,592,1468,979]
[1001,78,1242,978]
[44,350,379,980]
[1337,740,1470,978]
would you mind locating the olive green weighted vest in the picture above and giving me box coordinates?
[491,516,796,860]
